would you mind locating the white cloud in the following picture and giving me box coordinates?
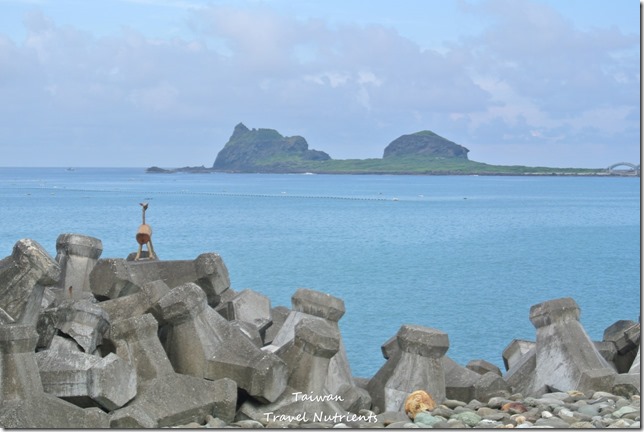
[0,0,638,167]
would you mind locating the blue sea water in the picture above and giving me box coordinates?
[0,167,640,378]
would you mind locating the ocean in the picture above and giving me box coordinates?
[0,167,640,378]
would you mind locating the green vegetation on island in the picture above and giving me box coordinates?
[147,123,612,176]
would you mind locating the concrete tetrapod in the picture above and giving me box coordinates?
[0,323,109,428]
[367,324,449,413]
[152,282,288,403]
[108,313,237,427]
[89,253,230,305]
[264,288,370,412]
[36,347,137,411]
[529,297,616,394]
[238,319,358,427]
[55,233,103,300]
[0,239,60,321]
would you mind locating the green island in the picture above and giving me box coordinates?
[147,123,636,176]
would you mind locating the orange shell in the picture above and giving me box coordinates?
[404,390,436,419]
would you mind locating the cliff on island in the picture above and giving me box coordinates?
[147,123,609,176]
[212,123,331,171]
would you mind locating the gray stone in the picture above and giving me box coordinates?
[413,412,443,427]
[89,253,230,305]
[451,411,482,427]
[466,359,502,376]
[0,307,14,325]
[217,289,272,339]
[503,346,537,396]
[99,279,170,323]
[38,298,109,353]
[381,335,397,360]
[108,313,237,427]
[193,253,231,306]
[230,319,264,347]
[0,323,109,428]
[0,239,60,321]
[238,320,355,426]
[279,319,341,391]
[36,347,136,410]
[443,356,511,403]
[153,282,287,403]
[529,297,616,395]
[502,339,535,372]
[603,320,641,373]
[367,325,448,413]
[263,305,289,346]
[595,340,619,370]
[55,233,102,300]
[292,288,345,321]
[264,288,370,412]
[604,320,640,354]
[629,346,640,373]
[612,375,640,395]
[534,416,572,428]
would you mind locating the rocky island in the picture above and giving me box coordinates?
[147,123,616,176]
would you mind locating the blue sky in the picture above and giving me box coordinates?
[0,0,640,167]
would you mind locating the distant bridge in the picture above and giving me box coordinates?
[607,162,640,176]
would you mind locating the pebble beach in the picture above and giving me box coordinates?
[172,389,640,428]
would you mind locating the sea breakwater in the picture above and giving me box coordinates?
[0,234,639,428]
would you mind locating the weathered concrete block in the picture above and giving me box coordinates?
[36,347,136,410]
[110,313,174,382]
[153,283,287,403]
[99,279,170,323]
[503,346,537,396]
[443,356,510,403]
[38,298,109,353]
[230,319,264,347]
[89,253,230,306]
[502,339,536,372]
[292,288,345,322]
[367,325,448,413]
[264,288,370,412]
[55,233,102,300]
[611,347,641,394]
[381,335,397,359]
[467,359,503,376]
[238,319,350,426]
[89,258,140,299]
[604,320,640,354]
[0,324,109,428]
[217,289,272,337]
[529,297,616,395]
[279,319,341,391]
[594,340,618,370]
[108,313,237,427]
[263,305,290,346]
[0,239,60,321]
[193,253,231,306]
[630,346,640,374]
[0,307,14,325]
[603,320,640,373]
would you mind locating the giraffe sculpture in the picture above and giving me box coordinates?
[135,202,156,260]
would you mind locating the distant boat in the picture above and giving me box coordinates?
[66,168,75,171]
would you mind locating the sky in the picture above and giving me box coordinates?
[0,0,640,168]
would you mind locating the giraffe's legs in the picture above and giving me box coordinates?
[147,239,156,260]
[135,243,143,260]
